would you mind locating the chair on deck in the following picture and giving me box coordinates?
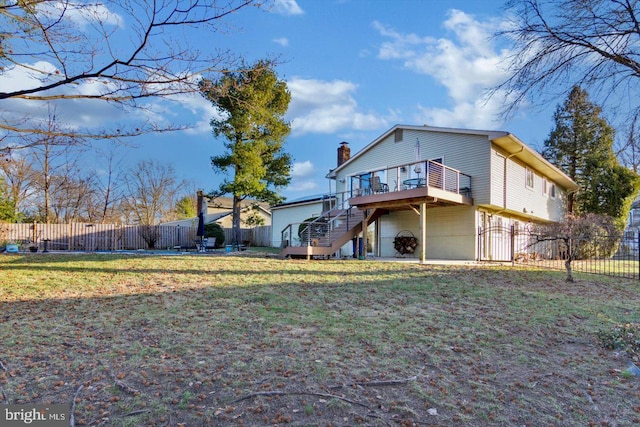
[371,176,389,193]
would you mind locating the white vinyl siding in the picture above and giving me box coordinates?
[379,206,476,260]
[501,154,567,222]
[336,129,491,200]
[490,151,506,207]
[425,206,477,259]
[271,201,324,248]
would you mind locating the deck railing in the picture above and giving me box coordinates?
[280,208,354,249]
[348,159,471,198]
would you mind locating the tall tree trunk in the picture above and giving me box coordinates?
[233,194,241,249]
[564,258,574,282]
[565,237,574,282]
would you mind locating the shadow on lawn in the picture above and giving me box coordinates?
[2,256,640,426]
[0,253,472,279]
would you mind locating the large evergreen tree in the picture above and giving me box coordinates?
[543,86,640,228]
[200,60,292,247]
[174,195,197,220]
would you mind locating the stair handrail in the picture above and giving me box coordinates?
[280,190,357,248]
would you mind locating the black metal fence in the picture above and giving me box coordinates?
[478,225,640,280]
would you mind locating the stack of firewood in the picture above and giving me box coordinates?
[394,235,418,255]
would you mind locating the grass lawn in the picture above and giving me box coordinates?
[1,252,640,426]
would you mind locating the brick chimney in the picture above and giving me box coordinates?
[337,141,350,166]
[196,190,204,215]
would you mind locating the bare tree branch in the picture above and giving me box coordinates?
[0,0,272,140]
[494,0,640,121]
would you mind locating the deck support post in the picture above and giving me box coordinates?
[420,202,426,263]
[361,211,368,260]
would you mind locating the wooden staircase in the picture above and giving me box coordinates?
[280,207,386,259]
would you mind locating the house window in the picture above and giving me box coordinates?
[322,196,336,212]
[394,128,403,143]
[525,168,534,189]
[542,179,548,196]
[549,183,556,199]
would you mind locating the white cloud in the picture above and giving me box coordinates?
[0,61,222,136]
[374,10,515,128]
[164,91,223,136]
[273,0,304,16]
[291,160,315,178]
[0,61,136,132]
[287,78,387,135]
[415,93,506,130]
[273,37,289,47]
[39,2,124,29]
[287,180,319,192]
[0,62,59,93]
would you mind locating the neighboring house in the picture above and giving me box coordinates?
[205,197,272,228]
[276,124,578,261]
[622,195,640,255]
[161,195,271,229]
[159,212,231,228]
[271,194,336,248]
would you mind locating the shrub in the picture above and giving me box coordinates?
[204,223,225,248]
[597,322,640,362]
[138,225,160,249]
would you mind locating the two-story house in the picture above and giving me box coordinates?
[274,124,578,261]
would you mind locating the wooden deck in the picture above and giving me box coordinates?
[348,185,473,211]
[280,185,472,259]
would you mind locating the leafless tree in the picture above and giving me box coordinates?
[495,0,640,122]
[90,146,127,223]
[0,0,271,148]
[48,163,96,223]
[533,213,620,282]
[617,113,640,174]
[25,111,88,222]
[121,160,188,225]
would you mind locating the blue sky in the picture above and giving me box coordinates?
[4,0,563,201]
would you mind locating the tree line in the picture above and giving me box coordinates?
[0,140,193,225]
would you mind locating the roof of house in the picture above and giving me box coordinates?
[206,196,271,215]
[327,124,579,191]
[272,193,335,209]
[160,212,231,227]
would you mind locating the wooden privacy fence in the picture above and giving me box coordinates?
[1,223,272,251]
[223,225,271,247]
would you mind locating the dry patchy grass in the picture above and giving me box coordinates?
[1,252,640,426]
